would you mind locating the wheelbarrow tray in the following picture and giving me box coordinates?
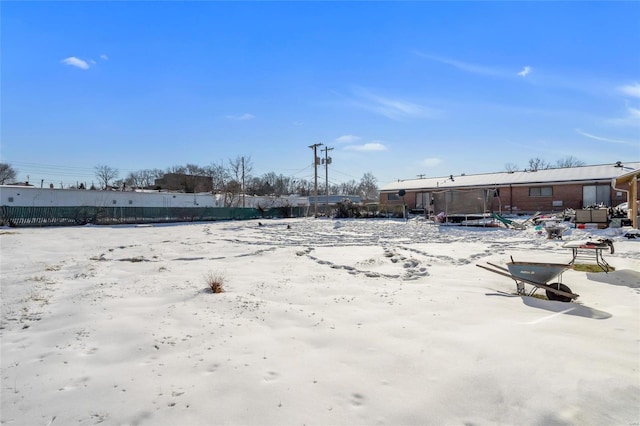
[476,261,579,300]
[506,261,572,284]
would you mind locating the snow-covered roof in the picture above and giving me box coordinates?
[380,162,640,192]
[614,168,640,187]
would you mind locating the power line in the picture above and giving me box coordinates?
[6,162,95,177]
[331,168,359,180]
[4,160,141,178]
[284,164,314,178]
[5,160,96,171]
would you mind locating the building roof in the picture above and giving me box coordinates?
[614,168,640,187]
[380,162,640,192]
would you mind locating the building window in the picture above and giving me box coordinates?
[112,200,117,205]
[8,197,14,202]
[416,192,431,209]
[387,193,399,201]
[529,187,552,197]
[128,200,133,205]
[583,185,611,207]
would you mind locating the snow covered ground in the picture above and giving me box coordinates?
[1,218,639,425]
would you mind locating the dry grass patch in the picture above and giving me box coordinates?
[205,271,226,294]
[572,264,615,273]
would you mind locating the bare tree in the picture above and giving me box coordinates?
[556,156,585,168]
[228,156,253,207]
[257,171,277,195]
[125,171,141,189]
[338,179,359,196]
[250,172,292,196]
[273,174,292,196]
[166,165,187,175]
[527,157,551,172]
[0,163,17,184]
[124,169,163,189]
[204,162,229,193]
[228,156,253,183]
[185,163,205,175]
[294,179,313,196]
[358,172,379,201]
[504,162,519,173]
[94,165,119,189]
[148,169,165,187]
[224,180,242,207]
[112,178,126,190]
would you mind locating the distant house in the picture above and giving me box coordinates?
[154,173,213,193]
[307,195,361,216]
[4,181,34,187]
[308,195,361,206]
[379,161,640,216]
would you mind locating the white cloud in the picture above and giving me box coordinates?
[335,135,361,144]
[618,82,640,98]
[517,66,531,77]
[415,51,537,82]
[225,113,255,121]
[421,157,443,167]
[100,54,109,61]
[413,51,506,78]
[344,142,387,152]
[350,87,440,121]
[575,128,636,145]
[604,107,640,127]
[61,57,90,70]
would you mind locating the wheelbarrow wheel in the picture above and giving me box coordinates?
[546,283,572,302]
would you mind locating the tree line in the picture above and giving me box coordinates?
[94,156,380,201]
[505,156,586,172]
[0,155,590,201]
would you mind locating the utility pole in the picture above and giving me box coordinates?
[308,143,323,217]
[241,156,245,208]
[322,146,333,216]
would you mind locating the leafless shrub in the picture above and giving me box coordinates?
[205,271,225,294]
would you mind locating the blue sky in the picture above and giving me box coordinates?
[2,1,639,188]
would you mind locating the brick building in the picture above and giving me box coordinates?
[379,161,640,216]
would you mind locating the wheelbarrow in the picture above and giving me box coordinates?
[477,258,578,302]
